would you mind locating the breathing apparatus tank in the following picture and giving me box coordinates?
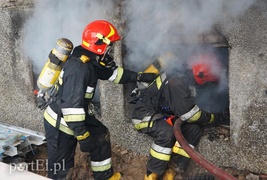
[37,38,73,92]
[130,53,173,104]
[137,52,175,89]
[137,57,163,89]
[144,58,162,74]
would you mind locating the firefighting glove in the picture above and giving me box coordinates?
[136,72,157,82]
[129,86,141,104]
[214,110,230,126]
[77,131,95,152]
[36,92,52,110]
[36,96,47,109]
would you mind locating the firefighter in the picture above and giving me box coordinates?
[131,51,229,180]
[43,20,156,180]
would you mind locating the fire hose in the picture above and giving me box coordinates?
[173,118,237,180]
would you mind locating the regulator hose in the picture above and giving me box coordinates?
[173,118,237,180]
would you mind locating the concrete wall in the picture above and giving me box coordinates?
[0,4,44,133]
[214,2,267,172]
[100,1,267,174]
[0,0,267,174]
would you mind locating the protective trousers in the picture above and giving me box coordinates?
[145,118,201,176]
[44,117,114,180]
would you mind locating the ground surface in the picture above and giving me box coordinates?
[3,126,266,180]
[24,142,263,180]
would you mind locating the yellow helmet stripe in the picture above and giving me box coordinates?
[106,25,115,39]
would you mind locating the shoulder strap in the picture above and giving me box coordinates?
[154,73,172,110]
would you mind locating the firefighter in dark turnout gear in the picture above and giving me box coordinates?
[131,52,229,180]
[43,20,156,180]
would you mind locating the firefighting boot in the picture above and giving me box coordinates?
[170,141,191,174]
[144,172,158,180]
[162,168,176,180]
[108,172,122,180]
[169,154,190,174]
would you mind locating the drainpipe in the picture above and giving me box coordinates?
[173,118,237,180]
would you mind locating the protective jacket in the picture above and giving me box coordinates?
[45,45,137,136]
[131,69,228,176]
[132,70,217,130]
[44,45,137,179]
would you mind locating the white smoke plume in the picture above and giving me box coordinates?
[22,0,256,110]
[22,0,114,75]
[22,0,256,77]
[123,0,256,70]
[122,0,256,113]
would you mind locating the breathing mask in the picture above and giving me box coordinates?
[98,45,116,70]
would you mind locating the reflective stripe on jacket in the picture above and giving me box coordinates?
[131,73,167,130]
[48,46,137,135]
[44,106,74,135]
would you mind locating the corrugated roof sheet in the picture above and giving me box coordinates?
[0,123,46,160]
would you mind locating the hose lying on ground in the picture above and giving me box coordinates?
[173,118,237,180]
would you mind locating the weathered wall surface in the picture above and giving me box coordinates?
[0,0,267,174]
[220,1,267,172]
[190,1,267,173]
[0,3,44,133]
[102,0,267,174]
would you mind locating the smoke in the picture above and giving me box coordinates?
[123,0,256,113]
[22,0,256,109]
[123,0,256,70]
[22,0,114,75]
[23,0,256,77]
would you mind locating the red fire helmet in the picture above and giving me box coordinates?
[190,53,222,85]
[81,20,121,55]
